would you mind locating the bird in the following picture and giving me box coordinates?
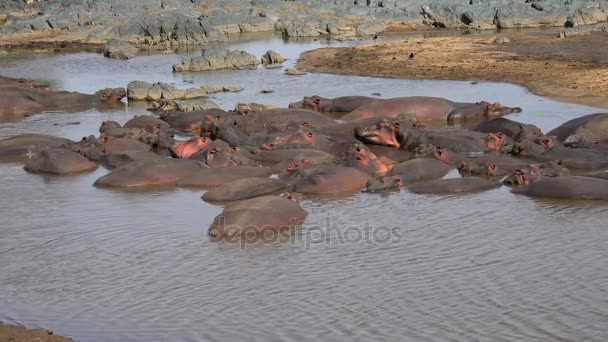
[373,34,378,40]
[409,52,415,59]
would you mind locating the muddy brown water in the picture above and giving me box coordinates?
[1,32,607,342]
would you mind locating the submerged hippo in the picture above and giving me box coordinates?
[342,96,521,123]
[24,148,98,175]
[232,109,336,134]
[300,95,378,113]
[0,86,126,119]
[539,147,608,170]
[512,176,608,200]
[0,134,75,162]
[408,177,501,194]
[161,109,230,133]
[208,195,307,240]
[0,75,50,90]
[469,117,543,141]
[389,158,452,184]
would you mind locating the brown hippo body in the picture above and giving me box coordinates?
[469,117,543,141]
[161,109,230,133]
[0,86,126,119]
[342,97,521,123]
[233,109,336,134]
[539,147,608,170]
[208,196,307,240]
[512,176,608,200]
[0,75,50,90]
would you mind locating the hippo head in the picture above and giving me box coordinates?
[535,136,556,149]
[78,135,98,147]
[204,147,239,167]
[273,129,317,146]
[459,161,505,177]
[343,146,389,177]
[482,101,523,118]
[481,132,507,151]
[96,88,127,103]
[366,176,402,193]
[355,119,402,148]
[432,148,452,164]
[503,169,532,186]
[302,96,324,112]
[530,161,571,177]
[281,192,303,203]
[172,137,211,159]
[98,133,116,143]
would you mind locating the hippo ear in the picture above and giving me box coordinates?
[306,132,313,138]
[302,158,311,165]
[394,178,402,185]
[392,122,400,129]
[493,102,503,108]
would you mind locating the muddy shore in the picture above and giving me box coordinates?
[0,323,74,342]
[298,30,608,109]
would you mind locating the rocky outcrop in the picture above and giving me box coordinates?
[2,0,608,48]
[261,50,285,65]
[127,81,241,101]
[172,47,259,72]
[103,39,138,59]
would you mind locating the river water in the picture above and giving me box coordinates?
[0,32,607,342]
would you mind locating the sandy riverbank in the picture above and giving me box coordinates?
[298,30,608,109]
[0,323,74,342]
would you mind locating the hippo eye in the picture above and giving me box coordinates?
[301,122,309,127]
[210,148,217,154]
[392,122,400,128]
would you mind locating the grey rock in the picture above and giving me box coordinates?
[173,47,259,72]
[261,50,285,65]
[149,98,219,112]
[104,39,138,59]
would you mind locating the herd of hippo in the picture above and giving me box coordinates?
[2,75,608,241]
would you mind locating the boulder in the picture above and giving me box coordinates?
[149,98,220,112]
[173,47,259,72]
[103,39,138,59]
[261,50,286,65]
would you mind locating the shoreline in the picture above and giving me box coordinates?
[297,31,608,110]
[0,323,74,342]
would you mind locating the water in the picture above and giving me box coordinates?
[1,33,607,342]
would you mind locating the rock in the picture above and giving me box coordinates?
[484,36,511,45]
[285,68,307,76]
[103,39,138,59]
[173,47,259,72]
[260,89,274,94]
[127,81,240,101]
[149,98,219,112]
[127,81,152,101]
[264,63,283,69]
[261,50,286,65]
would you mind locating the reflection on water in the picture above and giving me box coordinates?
[1,33,607,342]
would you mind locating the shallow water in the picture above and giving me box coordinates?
[1,33,607,342]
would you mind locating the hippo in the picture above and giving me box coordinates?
[202,178,287,203]
[24,148,98,175]
[366,145,413,163]
[539,147,608,170]
[502,163,572,186]
[171,137,211,159]
[99,121,171,147]
[98,150,165,170]
[341,97,521,123]
[301,95,379,113]
[547,113,608,146]
[161,109,230,133]
[123,115,171,133]
[94,158,206,188]
[341,143,392,177]
[83,138,151,161]
[0,86,126,119]
[247,149,335,165]
[469,117,543,141]
[365,176,403,193]
[232,109,336,134]
[355,118,490,154]
[0,134,75,162]
[291,165,370,196]
[408,177,501,194]
[0,75,50,90]
[587,171,608,180]
[511,176,608,200]
[208,195,307,241]
[388,158,451,184]
[177,166,273,188]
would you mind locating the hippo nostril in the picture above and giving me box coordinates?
[306,132,313,138]
[232,120,237,125]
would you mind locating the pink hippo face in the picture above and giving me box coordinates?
[172,137,211,159]
[355,119,402,148]
[96,88,127,103]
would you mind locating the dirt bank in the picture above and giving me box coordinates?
[298,30,608,109]
[0,323,74,342]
